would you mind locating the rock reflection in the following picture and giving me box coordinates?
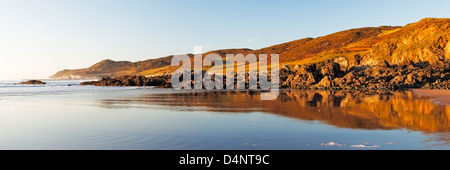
[99,90,450,133]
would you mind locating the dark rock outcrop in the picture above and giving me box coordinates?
[19,80,46,85]
[80,75,172,88]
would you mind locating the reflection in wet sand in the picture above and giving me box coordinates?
[99,90,450,133]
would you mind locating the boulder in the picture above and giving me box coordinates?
[333,57,349,72]
[282,64,291,71]
[316,76,333,88]
[305,73,317,85]
[297,65,308,75]
[293,65,302,72]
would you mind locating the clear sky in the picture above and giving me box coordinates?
[0,0,449,80]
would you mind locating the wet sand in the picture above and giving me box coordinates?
[0,88,448,149]
[413,89,450,105]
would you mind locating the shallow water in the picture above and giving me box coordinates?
[0,81,448,149]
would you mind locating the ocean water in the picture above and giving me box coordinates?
[0,80,448,150]
[0,80,152,96]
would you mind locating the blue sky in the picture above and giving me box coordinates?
[0,0,449,79]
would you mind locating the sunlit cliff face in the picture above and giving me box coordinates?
[99,90,450,133]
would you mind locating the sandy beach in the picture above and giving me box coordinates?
[0,85,448,149]
[413,89,450,106]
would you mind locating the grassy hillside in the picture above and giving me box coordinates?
[51,18,450,79]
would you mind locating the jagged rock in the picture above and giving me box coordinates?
[358,77,367,85]
[405,74,415,85]
[320,65,332,77]
[282,64,291,71]
[333,78,345,87]
[316,76,333,88]
[288,59,450,90]
[80,75,172,87]
[343,71,355,84]
[354,80,362,86]
[333,57,349,72]
[390,76,405,85]
[297,65,308,75]
[293,65,302,72]
[305,73,317,85]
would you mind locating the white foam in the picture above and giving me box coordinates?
[349,144,380,148]
[320,142,382,148]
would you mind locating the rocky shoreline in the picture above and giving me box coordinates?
[80,75,172,88]
[80,59,450,90]
[282,59,450,90]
